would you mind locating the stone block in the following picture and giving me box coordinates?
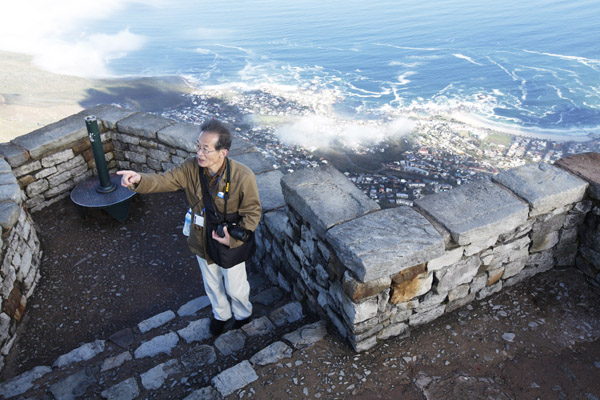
[493,162,588,215]
[212,360,258,397]
[229,135,257,156]
[134,332,179,358]
[487,267,504,286]
[343,271,391,301]
[49,368,96,400]
[328,207,444,282]
[476,281,502,300]
[0,143,29,168]
[12,161,41,178]
[47,170,72,187]
[215,330,245,356]
[0,365,52,399]
[41,149,74,168]
[281,165,379,238]
[427,247,464,272]
[12,113,89,159]
[123,151,146,164]
[177,296,210,317]
[230,151,274,175]
[448,283,470,302]
[147,148,171,162]
[177,318,212,344]
[101,377,139,400]
[416,180,528,245]
[282,320,327,349]
[141,359,180,390]
[530,230,559,253]
[0,202,20,231]
[33,166,57,180]
[269,302,304,327]
[138,310,175,333]
[555,152,600,200]
[84,104,136,130]
[117,112,174,139]
[256,169,285,212]
[250,341,293,366]
[377,322,408,340]
[435,256,481,293]
[390,269,433,304]
[26,179,49,198]
[409,304,445,326]
[0,183,22,204]
[181,345,217,370]
[54,340,105,368]
[157,121,200,152]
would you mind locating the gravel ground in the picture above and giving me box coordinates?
[2,190,600,399]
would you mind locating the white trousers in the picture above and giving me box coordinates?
[196,256,252,322]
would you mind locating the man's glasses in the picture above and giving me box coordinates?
[196,146,218,155]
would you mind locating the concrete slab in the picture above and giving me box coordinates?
[555,152,600,200]
[83,105,136,131]
[230,151,274,175]
[493,162,588,215]
[116,112,175,139]
[255,169,285,212]
[12,113,89,159]
[327,207,444,282]
[157,121,200,153]
[281,165,380,238]
[415,180,528,245]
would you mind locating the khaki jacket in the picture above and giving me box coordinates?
[134,157,262,263]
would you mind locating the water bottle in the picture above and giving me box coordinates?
[183,208,192,236]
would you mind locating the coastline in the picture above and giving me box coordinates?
[0,51,194,142]
[449,111,594,143]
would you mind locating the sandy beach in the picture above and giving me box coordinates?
[0,51,194,142]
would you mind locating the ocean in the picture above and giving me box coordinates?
[5,0,600,139]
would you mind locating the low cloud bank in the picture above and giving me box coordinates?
[275,116,416,149]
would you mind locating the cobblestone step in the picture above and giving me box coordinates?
[0,274,326,399]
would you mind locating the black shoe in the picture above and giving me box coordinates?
[209,317,229,336]
[232,317,251,330]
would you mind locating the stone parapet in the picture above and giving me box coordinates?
[555,153,600,287]
[256,155,599,352]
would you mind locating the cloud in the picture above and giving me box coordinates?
[275,116,416,149]
[0,0,156,77]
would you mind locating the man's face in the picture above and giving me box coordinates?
[196,132,227,171]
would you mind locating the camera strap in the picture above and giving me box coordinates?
[199,157,231,224]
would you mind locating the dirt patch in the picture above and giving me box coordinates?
[2,190,202,378]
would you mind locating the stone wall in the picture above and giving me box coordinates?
[555,153,600,287]
[0,104,277,371]
[254,156,599,352]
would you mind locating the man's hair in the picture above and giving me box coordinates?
[200,119,232,150]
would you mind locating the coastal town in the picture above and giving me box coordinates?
[162,90,600,208]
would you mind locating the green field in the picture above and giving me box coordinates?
[485,132,513,146]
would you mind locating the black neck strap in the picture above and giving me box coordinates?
[200,157,230,220]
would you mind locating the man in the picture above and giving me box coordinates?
[117,120,262,335]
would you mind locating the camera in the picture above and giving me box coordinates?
[216,223,251,242]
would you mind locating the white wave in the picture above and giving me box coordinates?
[213,44,253,55]
[388,61,424,68]
[523,49,600,70]
[453,54,484,66]
[194,48,215,55]
[346,83,392,98]
[397,71,416,85]
[375,43,440,51]
[487,56,520,81]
